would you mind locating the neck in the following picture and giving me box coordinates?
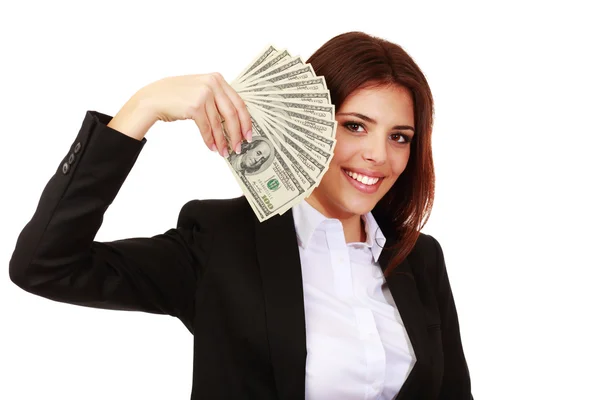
[305,194,367,244]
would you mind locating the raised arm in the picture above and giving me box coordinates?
[9,74,251,331]
[8,110,206,330]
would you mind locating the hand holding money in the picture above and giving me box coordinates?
[112,45,336,223]
[131,73,253,156]
[223,45,337,222]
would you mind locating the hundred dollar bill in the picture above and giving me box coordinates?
[250,124,324,215]
[225,116,306,221]
[253,115,335,214]
[253,106,336,168]
[250,105,331,171]
[245,97,335,120]
[247,114,320,217]
[250,107,332,185]
[252,104,338,149]
[238,64,316,90]
[241,90,331,105]
[222,95,332,152]
[236,49,292,86]
[236,76,327,93]
[241,56,305,86]
[249,109,317,191]
[232,45,279,86]
[245,100,336,137]
[248,106,336,215]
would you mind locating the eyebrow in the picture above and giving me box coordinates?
[338,112,415,132]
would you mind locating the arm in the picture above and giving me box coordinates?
[8,110,209,331]
[431,236,473,399]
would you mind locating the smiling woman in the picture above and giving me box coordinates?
[9,31,472,400]
[305,32,435,270]
[306,84,415,240]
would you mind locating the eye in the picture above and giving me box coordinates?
[256,150,262,156]
[389,132,412,144]
[343,121,365,133]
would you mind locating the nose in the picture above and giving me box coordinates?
[362,132,387,165]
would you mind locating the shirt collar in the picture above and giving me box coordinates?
[361,210,387,262]
[291,200,387,262]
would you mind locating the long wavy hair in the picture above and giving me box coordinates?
[306,31,435,278]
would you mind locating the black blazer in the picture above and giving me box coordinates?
[9,110,472,399]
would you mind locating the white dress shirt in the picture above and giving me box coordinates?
[292,200,416,400]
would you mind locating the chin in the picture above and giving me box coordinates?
[325,185,385,217]
[337,196,378,216]
[337,172,391,216]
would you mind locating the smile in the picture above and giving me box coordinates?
[343,169,381,186]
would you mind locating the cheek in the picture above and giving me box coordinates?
[330,136,358,165]
[390,150,410,176]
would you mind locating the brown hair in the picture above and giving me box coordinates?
[306,31,435,278]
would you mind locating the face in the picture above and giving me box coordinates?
[307,83,415,219]
[243,141,271,169]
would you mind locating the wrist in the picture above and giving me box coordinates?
[107,91,157,141]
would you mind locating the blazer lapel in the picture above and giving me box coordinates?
[254,209,307,400]
[373,207,430,398]
[253,204,430,400]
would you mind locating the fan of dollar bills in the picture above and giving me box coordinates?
[223,45,337,222]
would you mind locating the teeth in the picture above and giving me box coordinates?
[344,169,381,186]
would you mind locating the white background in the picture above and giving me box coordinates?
[1,0,598,399]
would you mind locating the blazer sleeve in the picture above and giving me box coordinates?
[8,110,209,331]
[431,235,473,399]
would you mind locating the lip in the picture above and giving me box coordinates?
[342,167,385,178]
[342,168,384,194]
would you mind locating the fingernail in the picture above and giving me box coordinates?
[210,144,218,152]
[245,130,253,143]
[235,142,241,154]
[221,147,229,158]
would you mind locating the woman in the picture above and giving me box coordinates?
[9,31,472,399]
